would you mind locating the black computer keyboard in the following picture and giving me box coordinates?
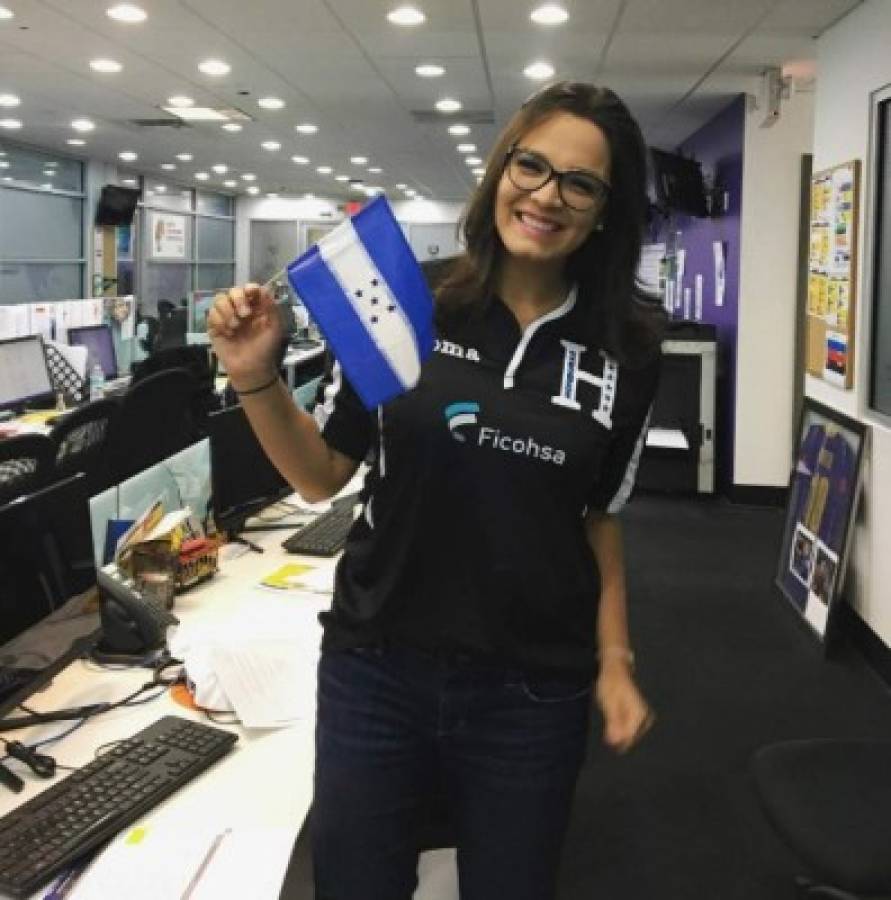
[0,716,237,898]
[282,502,357,556]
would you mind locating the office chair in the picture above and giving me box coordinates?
[752,738,891,899]
[0,433,54,506]
[49,398,119,496]
[104,367,198,484]
[132,345,220,432]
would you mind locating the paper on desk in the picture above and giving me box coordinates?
[211,634,318,728]
[67,823,297,900]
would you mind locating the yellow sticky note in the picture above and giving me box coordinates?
[261,563,314,590]
[125,826,148,845]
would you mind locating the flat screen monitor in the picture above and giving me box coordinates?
[208,405,290,533]
[0,474,101,721]
[650,148,709,217]
[95,185,140,228]
[0,335,54,411]
[67,324,118,379]
[187,290,218,333]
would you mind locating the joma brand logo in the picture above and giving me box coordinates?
[434,339,481,362]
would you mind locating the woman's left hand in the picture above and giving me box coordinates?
[595,662,655,754]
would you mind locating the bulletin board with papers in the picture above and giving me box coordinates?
[807,160,861,388]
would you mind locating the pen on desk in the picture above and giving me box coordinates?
[41,863,86,900]
[181,828,231,900]
[236,536,264,554]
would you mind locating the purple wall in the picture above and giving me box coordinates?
[651,94,744,489]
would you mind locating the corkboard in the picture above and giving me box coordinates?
[806,160,860,389]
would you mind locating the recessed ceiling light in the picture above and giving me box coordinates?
[41,183,54,190]
[211,164,228,174]
[530,3,568,25]
[457,143,476,153]
[0,6,14,20]
[195,172,209,181]
[121,177,137,186]
[387,6,425,26]
[448,123,470,136]
[247,185,260,195]
[221,123,242,132]
[465,156,482,166]
[266,192,279,199]
[198,59,230,76]
[0,118,22,129]
[155,185,167,192]
[176,152,193,161]
[261,140,281,151]
[90,59,122,73]
[118,151,137,161]
[472,167,485,175]
[67,138,86,146]
[435,98,461,113]
[45,161,57,167]
[396,183,407,190]
[335,175,349,182]
[42,170,54,177]
[316,165,333,174]
[241,173,256,181]
[161,163,176,170]
[291,155,309,164]
[0,160,8,168]
[295,123,318,134]
[167,95,194,108]
[350,156,368,166]
[223,179,237,188]
[0,93,20,107]
[258,97,285,110]
[304,192,315,200]
[106,4,146,23]
[415,63,445,78]
[368,166,382,174]
[71,118,95,132]
[523,61,555,80]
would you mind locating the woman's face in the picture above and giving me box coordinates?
[495,111,611,269]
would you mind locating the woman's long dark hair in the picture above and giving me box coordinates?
[436,81,665,368]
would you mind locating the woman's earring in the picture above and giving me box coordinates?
[594,219,605,232]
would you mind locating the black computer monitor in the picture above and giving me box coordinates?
[67,324,118,379]
[208,405,291,534]
[0,335,55,411]
[0,474,101,720]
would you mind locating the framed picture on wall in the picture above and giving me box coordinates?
[775,398,867,643]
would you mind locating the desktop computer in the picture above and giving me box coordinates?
[0,335,55,412]
[67,324,118,380]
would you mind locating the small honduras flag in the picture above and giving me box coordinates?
[286,195,435,410]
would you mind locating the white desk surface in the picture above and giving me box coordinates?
[0,506,340,897]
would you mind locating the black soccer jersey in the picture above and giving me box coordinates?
[312,286,660,675]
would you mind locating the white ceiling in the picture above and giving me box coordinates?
[0,0,861,202]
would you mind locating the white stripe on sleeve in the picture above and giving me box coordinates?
[606,408,652,515]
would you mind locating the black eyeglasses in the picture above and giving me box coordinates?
[504,146,610,212]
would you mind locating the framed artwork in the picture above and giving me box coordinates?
[806,160,861,388]
[776,398,867,642]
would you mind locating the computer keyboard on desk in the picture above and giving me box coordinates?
[0,715,237,898]
[282,502,356,556]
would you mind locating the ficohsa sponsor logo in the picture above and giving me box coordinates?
[444,402,565,465]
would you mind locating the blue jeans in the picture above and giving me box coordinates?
[312,644,592,900]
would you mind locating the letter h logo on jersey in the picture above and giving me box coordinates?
[551,340,618,430]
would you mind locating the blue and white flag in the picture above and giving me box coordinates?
[286,196,435,410]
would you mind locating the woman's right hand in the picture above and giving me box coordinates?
[207,283,284,390]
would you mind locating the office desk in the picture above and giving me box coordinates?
[0,515,334,899]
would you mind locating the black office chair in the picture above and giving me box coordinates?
[132,345,220,432]
[104,367,198,484]
[49,398,119,495]
[154,307,188,351]
[752,739,891,899]
[0,433,54,506]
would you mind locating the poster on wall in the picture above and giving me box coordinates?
[775,398,866,644]
[150,212,187,260]
[806,160,860,389]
